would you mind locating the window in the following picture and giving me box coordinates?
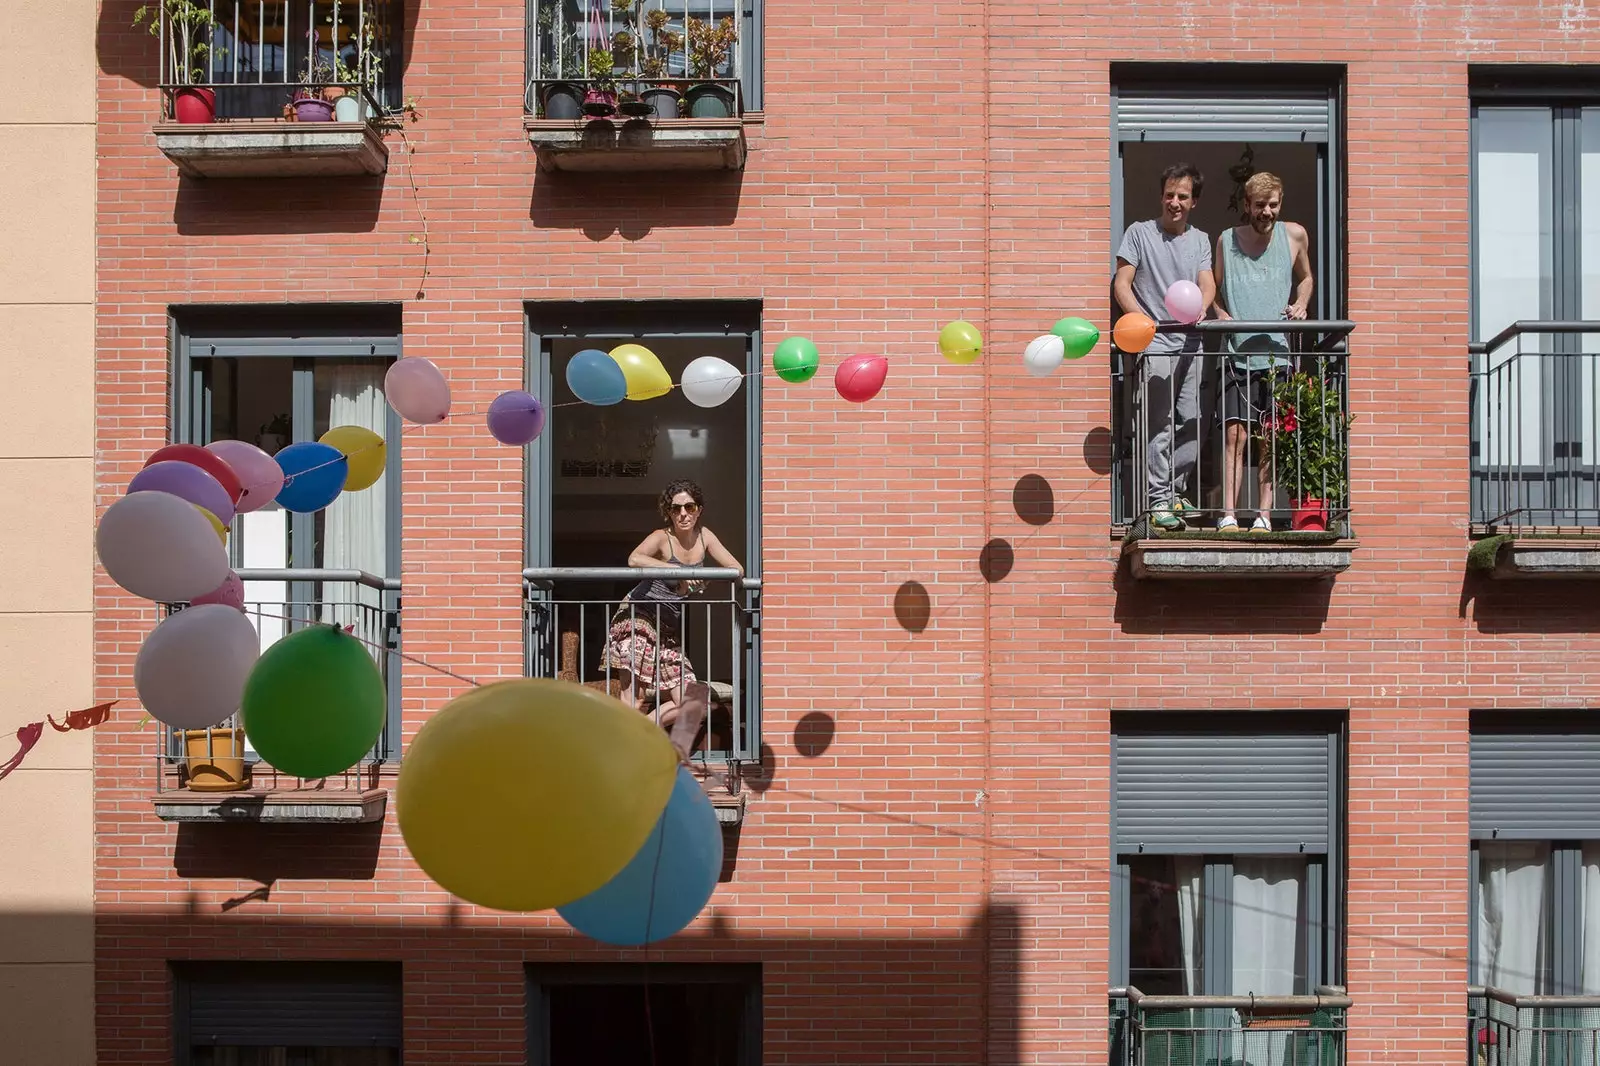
[173,961,401,1066]
[174,308,403,760]
[1111,715,1344,995]
[526,964,761,1066]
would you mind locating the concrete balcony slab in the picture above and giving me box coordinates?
[154,121,389,179]
[525,116,747,172]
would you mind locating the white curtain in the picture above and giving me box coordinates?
[1174,856,1203,996]
[1478,841,1549,995]
[1582,844,1600,994]
[1232,858,1305,1066]
[319,364,388,670]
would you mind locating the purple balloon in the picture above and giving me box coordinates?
[128,460,235,525]
[487,390,546,446]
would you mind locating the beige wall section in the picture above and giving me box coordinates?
[0,0,98,1061]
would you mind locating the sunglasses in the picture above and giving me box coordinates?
[668,502,700,514]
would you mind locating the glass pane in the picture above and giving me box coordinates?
[192,1049,399,1066]
[547,982,748,1066]
[1580,111,1600,470]
[1231,856,1308,995]
[1126,855,1203,995]
[1478,840,1551,994]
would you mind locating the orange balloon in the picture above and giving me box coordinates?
[1113,312,1157,354]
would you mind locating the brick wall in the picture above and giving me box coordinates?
[95,0,1600,1063]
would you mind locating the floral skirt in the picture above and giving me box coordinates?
[598,607,696,698]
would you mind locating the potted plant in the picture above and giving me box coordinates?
[583,50,618,117]
[684,15,738,118]
[535,6,586,119]
[134,0,220,124]
[639,9,684,119]
[1254,369,1354,532]
[330,18,383,122]
[182,724,250,793]
[287,28,337,121]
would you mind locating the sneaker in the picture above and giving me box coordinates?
[1216,513,1239,532]
[1251,515,1272,534]
[1151,504,1185,531]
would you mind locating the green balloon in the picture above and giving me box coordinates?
[772,336,820,383]
[242,625,385,780]
[1051,317,1101,360]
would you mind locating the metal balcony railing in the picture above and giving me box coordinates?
[1469,322,1600,534]
[1111,986,1350,1066]
[1111,321,1355,536]
[1470,986,1600,1066]
[146,0,400,122]
[155,568,401,793]
[523,567,761,765]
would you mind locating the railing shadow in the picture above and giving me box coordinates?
[1111,561,1335,635]
[528,167,744,240]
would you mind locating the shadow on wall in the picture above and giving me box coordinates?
[174,821,384,882]
[172,175,386,236]
[1460,571,1600,635]
[529,170,744,241]
[1112,562,1335,635]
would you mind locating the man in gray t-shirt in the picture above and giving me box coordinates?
[1113,162,1216,530]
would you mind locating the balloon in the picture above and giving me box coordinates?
[193,505,228,543]
[192,570,245,612]
[609,344,672,401]
[486,390,546,446]
[1052,317,1101,360]
[835,354,888,403]
[145,443,243,504]
[395,678,678,913]
[97,490,230,602]
[135,604,260,730]
[273,441,348,513]
[566,349,628,406]
[241,624,385,780]
[938,320,982,365]
[558,766,723,945]
[1164,280,1205,325]
[679,356,743,408]
[1023,334,1065,377]
[128,460,235,526]
[1113,312,1158,354]
[207,440,284,513]
[773,336,820,383]
[319,425,386,492]
[385,357,451,424]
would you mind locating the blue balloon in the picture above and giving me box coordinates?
[273,441,349,513]
[565,348,628,406]
[558,766,722,945]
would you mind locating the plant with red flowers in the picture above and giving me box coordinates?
[1254,369,1352,507]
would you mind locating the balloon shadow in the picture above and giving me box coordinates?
[1012,475,1054,526]
[893,581,932,633]
[743,742,777,794]
[794,712,836,758]
[979,539,1015,583]
[1082,427,1114,476]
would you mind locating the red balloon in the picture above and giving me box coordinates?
[145,443,243,504]
[834,354,888,403]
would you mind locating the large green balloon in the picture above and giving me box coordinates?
[242,625,385,780]
[772,336,820,383]
[1051,316,1101,360]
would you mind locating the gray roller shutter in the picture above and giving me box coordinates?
[178,962,402,1048]
[1471,728,1600,839]
[1115,87,1333,143]
[1114,729,1334,853]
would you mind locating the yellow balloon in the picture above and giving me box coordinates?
[319,425,387,492]
[192,504,228,544]
[608,344,673,401]
[396,678,679,912]
[938,320,982,364]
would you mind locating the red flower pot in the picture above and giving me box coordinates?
[173,87,216,124]
[1290,497,1328,532]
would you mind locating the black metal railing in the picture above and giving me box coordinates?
[1469,321,1600,533]
[156,568,401,792]
[523,566,760,765]
[1112,320,1355,537]
[1470,986,1600,1065]
[1111,986,1350,1066]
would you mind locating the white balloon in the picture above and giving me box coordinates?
[97,490,230,602]
[135,604,261,730]
[679,356,744,408]
[1023,334,1066,377]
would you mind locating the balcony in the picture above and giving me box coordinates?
[1111,986,1350,1066]
[151,568,400,824]
[1469,322,1600,579]
[1112,321,1358,580]
[1470,986,1600,1063]
[524,0,751,172]
[523,567,759,825]
[145,0,400,179]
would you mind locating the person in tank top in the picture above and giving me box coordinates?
[599,477,744,758]
[1211,171,1314,533]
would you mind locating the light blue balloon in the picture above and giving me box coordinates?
[565,348,628,406]
[558,766,722,945]
[273,441,348,513]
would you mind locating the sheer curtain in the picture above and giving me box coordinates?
[1174,856,1203,995]
[1478,841,1549,995]
[319,364,388,668]
[1232,858,1305,1066]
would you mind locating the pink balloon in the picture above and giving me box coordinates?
[1164,280,1205,325]
[206,439,284,514]
[835,354,888,403]
[192,570,246,612]
[385,357,451,424]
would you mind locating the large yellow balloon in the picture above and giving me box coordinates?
[396,678,679,912]
[319,425,387,492]
[608,344,673,401]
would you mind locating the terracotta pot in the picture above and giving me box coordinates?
[173,87,216,124]
[1290,497,1328,532]
[183,728,250,793]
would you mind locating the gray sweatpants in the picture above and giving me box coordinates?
[1144,353,1200,508]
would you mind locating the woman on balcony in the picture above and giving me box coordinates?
[601,478,744,758]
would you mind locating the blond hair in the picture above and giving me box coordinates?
[1242,171,1284,204]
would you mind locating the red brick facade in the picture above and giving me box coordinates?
[94,1,1600,1063]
